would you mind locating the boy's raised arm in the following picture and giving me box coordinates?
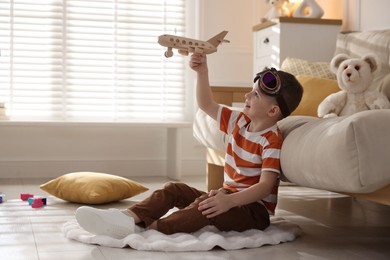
[189,54,219,121]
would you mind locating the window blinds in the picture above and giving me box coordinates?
[0,0,187,122]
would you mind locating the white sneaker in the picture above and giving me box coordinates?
[75,206,135,239]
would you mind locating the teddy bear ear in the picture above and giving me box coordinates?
[330,54,349,74]
[363,54,381,73]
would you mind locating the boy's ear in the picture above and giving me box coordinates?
[268,105,281,118]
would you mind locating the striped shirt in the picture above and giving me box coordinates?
[218,105,282,214]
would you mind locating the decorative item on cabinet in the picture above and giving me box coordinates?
[287,0,303,17]
[293,0,324,19]
[261,0,290,23]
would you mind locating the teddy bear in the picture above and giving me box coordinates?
[317,53,390,118]
[261,0,290,23]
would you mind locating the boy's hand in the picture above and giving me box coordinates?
[189,53,208,73]
[198,190,233,218]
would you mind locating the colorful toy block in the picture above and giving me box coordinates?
[31,198,44,208]
[20,194,47,207]
[20,193,34,201]
[28,196,47,206]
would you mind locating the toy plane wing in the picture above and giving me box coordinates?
[158,31,229,58]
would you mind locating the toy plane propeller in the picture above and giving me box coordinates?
[158,31,229,58]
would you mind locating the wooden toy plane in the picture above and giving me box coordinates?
[158,31,229,58]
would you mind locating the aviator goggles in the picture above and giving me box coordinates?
[253,68,290,117]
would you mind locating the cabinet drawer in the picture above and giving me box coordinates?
[255,27,279,59]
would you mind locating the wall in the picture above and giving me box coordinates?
[358,0,390,31]
[197,0,254,86]
[0,122,206,179]
[0,123,165,178]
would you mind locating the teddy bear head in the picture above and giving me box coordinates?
[267,0,286,8]
[330,53,380,94]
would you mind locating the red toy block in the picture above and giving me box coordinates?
[31,198,44,208]
[20,193,34,201]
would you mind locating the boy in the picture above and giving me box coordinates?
[75,54,303,238]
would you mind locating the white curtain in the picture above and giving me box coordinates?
[0,0,187,122]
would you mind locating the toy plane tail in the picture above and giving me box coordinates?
[207,31,229,47]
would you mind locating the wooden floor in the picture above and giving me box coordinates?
[0,176,389,260]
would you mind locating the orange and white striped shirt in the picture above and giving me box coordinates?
[218,105,282,214]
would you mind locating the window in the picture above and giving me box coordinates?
[0,0,189,122]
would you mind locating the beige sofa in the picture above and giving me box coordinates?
[193,30,390,205]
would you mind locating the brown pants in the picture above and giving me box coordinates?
[129,182,270,235]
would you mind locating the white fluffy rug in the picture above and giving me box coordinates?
[63,217,302,251]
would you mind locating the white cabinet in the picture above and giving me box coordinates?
[253,17,342,75]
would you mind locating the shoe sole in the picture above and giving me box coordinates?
[75,206,134,239]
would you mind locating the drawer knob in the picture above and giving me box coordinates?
[263,37,270,44]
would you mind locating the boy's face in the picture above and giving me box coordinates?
[243,82,278,120]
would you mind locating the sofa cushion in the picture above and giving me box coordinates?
[377,73,390,100]
[280,110,390,193]
[281,57,336,79]
[278,115,316,138]
[193,109,226,153]
[291,75,340,117]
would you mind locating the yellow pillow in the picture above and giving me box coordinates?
[40,172,148,204]
[292,75,340,117]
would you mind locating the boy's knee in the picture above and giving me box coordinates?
[162,182,185,193]
[162,181,176,190]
